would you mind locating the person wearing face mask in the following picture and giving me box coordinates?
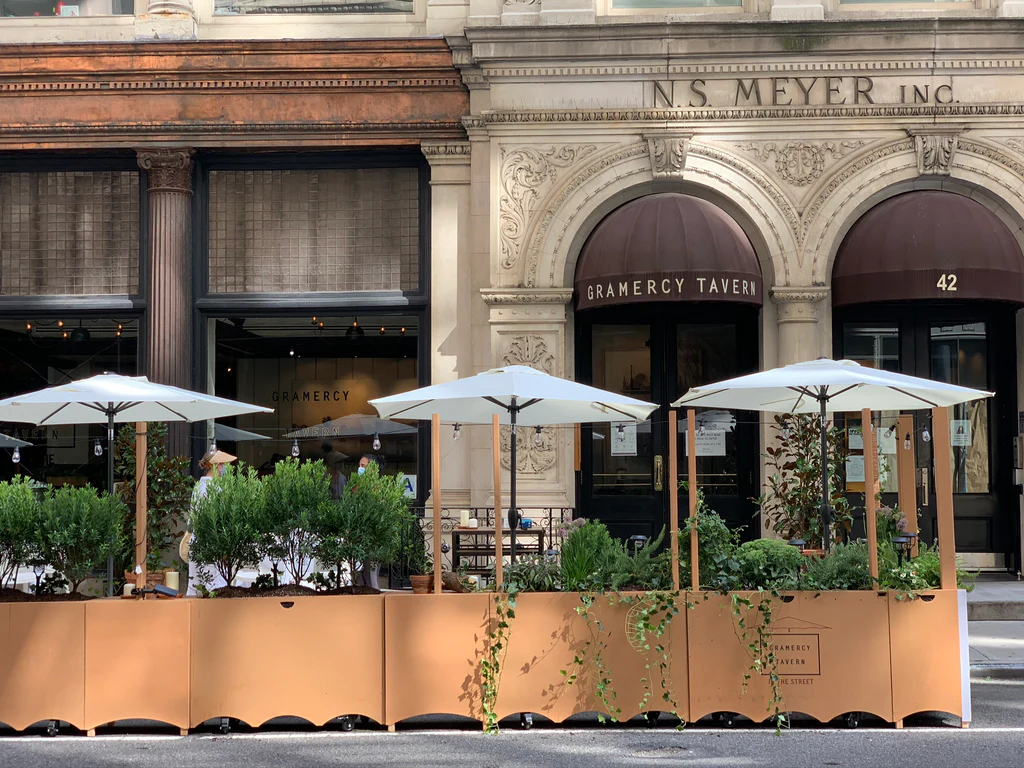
[181,449,237,596]
[350,454,381,589]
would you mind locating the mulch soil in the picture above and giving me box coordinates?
[0,587,93,603]
[209,584,381,598]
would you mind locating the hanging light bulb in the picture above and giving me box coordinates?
[453,423,461,441]
[25,322,32,335]
[289,349,295,357]
[616,424,625,442]
[373,433,382,451]
[57,320,64,329]
[94,439,103,457]
[534,426,543,447]
[209,441,217,453]
[400,327,406,336]
[904,433,912,451]
[291,439,301,458]
[886,424,896,438]
[698,423,707,437]
[922,427,931,443]
[311,316,318,326]
[11,447,20,464]
[379,326,386,337]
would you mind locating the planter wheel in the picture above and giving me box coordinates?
[842,712,861,730]
[713,712,737,728]
[339,716,356,732]
[644,712,661,727]
[519,713,533,730]
[45,721,59,738]
[219,717,231,735]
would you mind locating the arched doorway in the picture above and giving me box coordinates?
[574,193,763,542]
[832,190,1024,571]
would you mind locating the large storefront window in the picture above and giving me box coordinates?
[0,0,133,16]
[210,315,421,488]
[0,318,138,485]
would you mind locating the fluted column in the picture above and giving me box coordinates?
[771,288,829,366]
[138,148,194,455]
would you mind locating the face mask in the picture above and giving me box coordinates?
[357,466,366,475]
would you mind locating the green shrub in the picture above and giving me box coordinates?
[679,489,742,590]
[803,542,872,591]
[601,526,671,592]
[879,542,975,592]
[399,512,431,577]
[260,458,333,585]
[188,464,265,587]
[37,485,125,593]
[0,475,40,587]
[311,462,409,589]
[558,518,616,591]
[734,538,803,590]
[499,555,560,593]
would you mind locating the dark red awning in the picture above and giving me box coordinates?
[834,191,1024,307]
[574,193,762,311]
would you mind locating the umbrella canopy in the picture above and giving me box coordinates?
[671,358,991,413]
[284,413,416,439]
[0,434,31,449]
[671,357,991,553]
[370,365,657,426]
[214,423,270,443]
[0,373,273,426]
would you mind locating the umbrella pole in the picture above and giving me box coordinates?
[862,409,879,583]
[432,413,442,595]
[492,414,503,589]
[136,422,148,594]
[819,394,832,554]
[668,410,679,592]
[106,408,115,597]
[509,402,518,563]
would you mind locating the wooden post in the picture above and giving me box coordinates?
[896,414,919,557]
[432,414,442,595]
[573,424,581,472]
[136,422,148,593]
[669,410,680,592]
[492,414,503,589]
[687,409,698,591]
[932,407,958,590]
[861,409,879,583]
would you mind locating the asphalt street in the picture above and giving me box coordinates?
[0,678,1021,768]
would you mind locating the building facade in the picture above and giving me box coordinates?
[1,4,1023,573]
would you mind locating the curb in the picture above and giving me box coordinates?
[970,663,1024,680]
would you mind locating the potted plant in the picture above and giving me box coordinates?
[401,514,433,594]
[0,475,40,598]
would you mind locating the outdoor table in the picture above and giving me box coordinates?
[451,527,545,574]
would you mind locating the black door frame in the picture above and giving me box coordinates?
[575,303,761,542]
[833,301,1018,569]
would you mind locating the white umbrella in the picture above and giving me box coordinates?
[214,423,270,443]
[371,364,657,559]
[0,373,273,593]
[284,413,416,439]
[0,434,32,449]
[672,357,991,550]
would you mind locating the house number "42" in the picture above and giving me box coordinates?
[937,273,958,291]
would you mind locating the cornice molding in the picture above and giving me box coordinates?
[481,288,574,305]
[770,288,829,304]
[421,140,472,165]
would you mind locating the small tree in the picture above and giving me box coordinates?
[755,414,853,549]
[188,464,264,587]
[0,475,41,588]
[37,486,125,593]
[312,463,409,589]
[260,458,331,586]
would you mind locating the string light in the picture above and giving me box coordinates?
[616,424,625,442]
[922,426,931,443]
[904,433,912,451]
[62,331,68,339]
[534,426,543,446]
[93,439,103,457]
[57,321,63,329]
[11,447,20,464]
[698,423,707,437]
[453,423,461,441]
[209,441,217,453]
[400,327,406,336]
[380,326,386,336]
[311,316,318,326]
[25,322,32,335]
[291,439,301,458]
[373,433,382,451]
[289,349,295,357]
[886,424,896,438]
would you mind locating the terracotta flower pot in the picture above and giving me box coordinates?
[409,575,432,594]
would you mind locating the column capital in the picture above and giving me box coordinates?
[137,148,195,194]
[770,287,829,324]
[421,141,472,166]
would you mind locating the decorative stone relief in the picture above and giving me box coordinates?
[499,144,598,271]
[136,148,194,193]
[770,287,829,324]
[737,141,865,186]
[421,141,472,163]
[908,130,958,176]
[644,132,691,178]
[498,333,558,475]
[501,334,556,374]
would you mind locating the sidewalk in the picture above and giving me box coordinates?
[968,577,1024,678]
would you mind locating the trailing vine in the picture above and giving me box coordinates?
[561,593,621,723]
[729,589,788,734]
[481,588,517,734]
[619,590,685,730]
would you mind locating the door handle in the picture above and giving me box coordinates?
[920,467,929,506]
[654,455,663,492]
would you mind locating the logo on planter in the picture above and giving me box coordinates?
[766,617,829,679]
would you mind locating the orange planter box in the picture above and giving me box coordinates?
[190,595,385,728]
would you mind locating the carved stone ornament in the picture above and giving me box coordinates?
[770,287,829,324]
[644,133,690,178]
[136,148,195,194]
[500,425,556,474]
[737,141,866,186]
[501,334,556,374]
[499,145,598,271]
[421,141,471,163]
[907,129,960,176]
[481,289,574,306]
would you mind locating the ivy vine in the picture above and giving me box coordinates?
[618,590,685,729]
[481,588,517,734]
[729,589,788,734]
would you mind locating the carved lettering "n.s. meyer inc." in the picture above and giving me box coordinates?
[648,77,954,108]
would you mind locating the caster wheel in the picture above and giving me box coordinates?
[519,713,533,730]
[713,712,737,728]
[644,711,661,727]
[45,721,59,738]
[842,712,860,730]
[339,716,355,732]
[219,717,231,735]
